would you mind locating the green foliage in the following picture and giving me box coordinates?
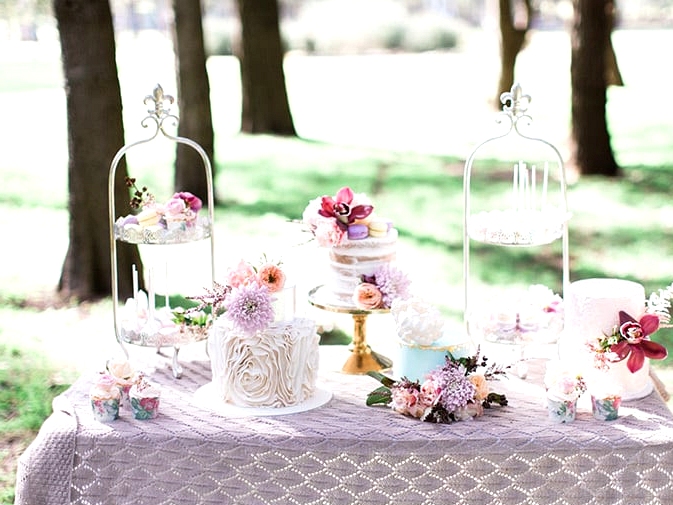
[0,343,70,433]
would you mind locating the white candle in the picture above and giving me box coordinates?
[148,267,155,319]
[531,164,536,210]
[513,162,519,210]
[164,262,170,310]
[132,264,139,311]
[542,162,549,209]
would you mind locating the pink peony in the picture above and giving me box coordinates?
[226,260,257,288]
[173,191,202,212]
[314,217,346,247]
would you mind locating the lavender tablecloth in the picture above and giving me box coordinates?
[15,349,673,505]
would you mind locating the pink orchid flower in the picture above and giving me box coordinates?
[610,311,667,373]
[318,187,373,230]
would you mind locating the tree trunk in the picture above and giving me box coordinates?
[496,0,533,108]
[54,0,142,301]
[570,0,620,177]
[172,0,215,203]
[235,0,296,135]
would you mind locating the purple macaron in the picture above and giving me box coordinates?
[347,223,369,240]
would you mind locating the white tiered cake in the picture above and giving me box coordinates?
[559,278,653,400]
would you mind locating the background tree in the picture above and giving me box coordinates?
[570,0,620,176]
[496,0,534,107]
[172,0,215,202]
[235,0,296,134]
[54,0,142,301]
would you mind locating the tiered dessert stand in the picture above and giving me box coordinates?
[463,83,570,373]
[308,285,392,375]
[108,84,215,378]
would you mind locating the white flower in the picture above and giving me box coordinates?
[391,297,444,345]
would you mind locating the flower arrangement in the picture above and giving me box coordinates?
[366,348,508,424]
[190,257,287,334]
[302,186,374,247]
[122,176,202,229]
[544,360,587,403]
[353,264,412,310]
[587,310,668,373]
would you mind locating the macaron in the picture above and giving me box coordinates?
[347,223,369,240]
[136,208,161,228]
[368,219,389,238]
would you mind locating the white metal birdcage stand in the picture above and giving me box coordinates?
[463,84,570,371]
[108,84,216,378]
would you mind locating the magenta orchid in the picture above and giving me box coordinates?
[318,187,373,230]
[610,311,667,373]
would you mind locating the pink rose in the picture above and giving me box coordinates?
[353,283,383,310]
[257,264,286,293]
[391,387,424,418]
[173,191,202,212]
[419,378,440,406]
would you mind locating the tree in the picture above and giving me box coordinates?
[570,0,620,176]
[54,0,142,301]
[496,0,534,107]
[235,0,296,134]
[172,0,215,202]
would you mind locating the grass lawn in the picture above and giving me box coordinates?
[1,27,673,504]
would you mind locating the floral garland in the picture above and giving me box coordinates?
[190,257,286,334]
[366,349,508,424]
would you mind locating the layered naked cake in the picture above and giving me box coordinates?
[303,186,407,309]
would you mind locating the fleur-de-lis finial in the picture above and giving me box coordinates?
[144,84,174,118]
[500,83,531,118]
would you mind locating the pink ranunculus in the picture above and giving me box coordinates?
[173,191,202,212]
[226,260,257,288]
[353,283,383,310]
[257,263,286,293]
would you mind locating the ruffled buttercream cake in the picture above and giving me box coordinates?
[208,317,320,408]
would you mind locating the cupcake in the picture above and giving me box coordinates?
[90,374,121,422]
[106,357,137,407]
[129,375,161,420]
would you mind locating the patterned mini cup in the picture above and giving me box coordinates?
[91,397,120,422]
[591,395,621,421]
[130,394,161,420]
[547,398,577,423]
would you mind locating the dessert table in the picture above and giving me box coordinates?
[15,347,673,505]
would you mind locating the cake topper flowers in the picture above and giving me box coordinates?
[302,187,374,247]
[366,348,508,424]
[588,310,668,373]
[190,257,286,334]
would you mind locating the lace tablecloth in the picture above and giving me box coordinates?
[15,349,673,505]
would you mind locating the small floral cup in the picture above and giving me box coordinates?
[91,397,120,422]
[591,395,621,421]
[129,377,161,420]
[547,397,577,423]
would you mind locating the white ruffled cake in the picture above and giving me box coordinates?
[559,278,653,400]
[208,317,320,408]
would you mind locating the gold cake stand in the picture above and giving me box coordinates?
[308,285,392,374]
